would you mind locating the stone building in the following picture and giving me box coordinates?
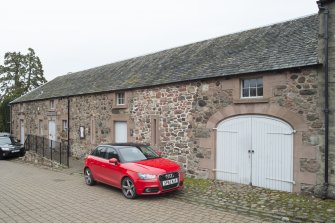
[10,1,335,197]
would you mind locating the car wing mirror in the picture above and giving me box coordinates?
[109,158,118,165]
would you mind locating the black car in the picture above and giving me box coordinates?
[0,133,25,160]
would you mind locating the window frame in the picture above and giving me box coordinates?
[240,77,263,99]
[50,100,55,109]
[116,92,125,106]
[105,147,119,160]
[91,146,107,158]
[62,120,68,133]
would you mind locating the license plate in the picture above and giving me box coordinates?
[11,150,20,153]
[162,178,178,186]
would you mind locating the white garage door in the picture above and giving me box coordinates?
[216,115,294,192]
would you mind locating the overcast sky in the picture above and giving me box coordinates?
[0,0,318,81]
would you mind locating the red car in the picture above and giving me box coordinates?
[84,143,184,199]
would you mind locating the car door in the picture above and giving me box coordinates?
[90,146,107,182]
[102,147,123,187]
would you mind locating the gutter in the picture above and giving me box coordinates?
[317,0,329,199]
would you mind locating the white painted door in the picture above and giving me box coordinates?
[216,116,251,185]
[114,121,127,143]
[48,121,56,148]
[251,116,294,192]
[216,115,293,192]
[20,120,25,144]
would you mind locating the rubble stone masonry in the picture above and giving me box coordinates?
[11,67,325,193]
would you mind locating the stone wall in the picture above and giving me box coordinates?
[11,66,325,193]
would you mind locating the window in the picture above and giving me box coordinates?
[116,92,125,105]
[50,100,55,109]
[91,146,107,158]
[62,120,68,133]
[118,145,159,162]
[241,78,263,98]
[106,147,119,160]
[79,126,85,139]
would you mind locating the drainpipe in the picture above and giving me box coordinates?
[8,104,12,134]
[67,97,70,166]
[317,0,329,199]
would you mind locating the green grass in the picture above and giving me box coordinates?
[184,177,211,190]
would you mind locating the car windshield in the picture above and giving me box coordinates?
[118,145,159,162]
[0,137,13,145]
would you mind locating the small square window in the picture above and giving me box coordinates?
[241,78,263,98]
[50,100,55,109]
[116,92,125,105]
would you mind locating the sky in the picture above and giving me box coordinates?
[0,0,318,81]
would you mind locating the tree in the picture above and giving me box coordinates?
[0,96,14,132]
[0,48,47,132]
[0,48,46,98]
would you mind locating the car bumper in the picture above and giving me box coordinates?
[134,172,184,195]
[1,148,25,158]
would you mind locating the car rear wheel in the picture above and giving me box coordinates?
[122,177,137,199]
[84,168,96,186]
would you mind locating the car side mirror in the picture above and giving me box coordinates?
[109,158,118,165]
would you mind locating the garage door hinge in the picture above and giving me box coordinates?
[267,130,296,135]
[266,177,295,184]
[213,169,237,174]
[213,128,238,133]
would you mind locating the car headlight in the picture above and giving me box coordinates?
[137,173,156,180]
[1,147,10,151]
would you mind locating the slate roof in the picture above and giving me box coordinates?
[12,14,319,104]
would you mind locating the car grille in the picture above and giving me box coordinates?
[159,172,179,190]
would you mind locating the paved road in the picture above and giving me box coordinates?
[0,161,267,223]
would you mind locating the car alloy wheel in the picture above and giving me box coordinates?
[84,168,95,186]
[122,177,137,199]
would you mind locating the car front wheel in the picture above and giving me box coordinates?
[121,177,137,199]
[84,168,96,186]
